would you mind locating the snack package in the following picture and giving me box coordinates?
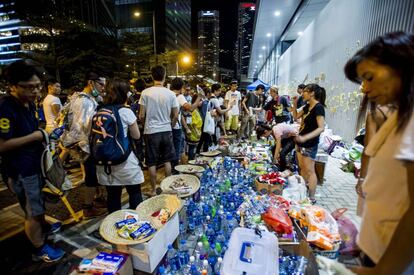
[307,231,334,250]
[262,206,293,234]
[151,208,171,224]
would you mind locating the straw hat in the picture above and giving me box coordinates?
[99,209,157,245]
[160,174,200,198]
[200,150,221,157]
[136,194,182,228]
[174,164,205,174]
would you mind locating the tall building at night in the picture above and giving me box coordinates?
[115,0,191,53]
[197,10,219,79]
[236,2,255,82]
[0,0,116,65]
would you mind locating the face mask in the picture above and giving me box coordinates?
[91,87,100,97]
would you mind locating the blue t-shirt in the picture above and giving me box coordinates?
[0,95,43,178]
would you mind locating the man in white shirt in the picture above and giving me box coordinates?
[171,77,201,170]
[139,66,179,195]
[224,80,241,135]
[43,78,62,133]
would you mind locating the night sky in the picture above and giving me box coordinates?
[191,0,255,72]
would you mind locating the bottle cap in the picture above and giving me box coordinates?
[218,257,223,262]
[167,244,173,249]
[190,256,195,262]
[180,239,186,244]
[197,242,203,247]
[203,260,209,266]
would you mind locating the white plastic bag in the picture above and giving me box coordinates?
[282,175,308,202]
[203,110,215,135]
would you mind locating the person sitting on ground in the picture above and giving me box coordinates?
[96,79,144,213]
[0,60,65,263]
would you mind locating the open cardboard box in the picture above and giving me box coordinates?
[280,240,319,275]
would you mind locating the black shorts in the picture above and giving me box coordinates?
[83,155,99,187]
[145,131,175,167]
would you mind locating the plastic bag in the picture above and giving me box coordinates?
[262,206,293,234]
[331,146,349,160]
[203,109,215,135]
[282,175,308,202]
[331,208,359,255]
[300,205,341,250]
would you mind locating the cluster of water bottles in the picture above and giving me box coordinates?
[278,255,308,275]
[159,157,258,275]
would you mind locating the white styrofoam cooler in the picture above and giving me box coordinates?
[116,212,179,273]
[221,227,279,275]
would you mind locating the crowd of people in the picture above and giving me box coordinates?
[0,31,413,274]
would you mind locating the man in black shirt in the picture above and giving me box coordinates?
[240,84,264,139]
[263,86,291,123]
[0,60,65,262]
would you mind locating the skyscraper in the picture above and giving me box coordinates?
[197,10,219,79]
[236,2,255,82]
[115,0,191,53]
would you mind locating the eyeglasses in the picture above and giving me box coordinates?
[17,83,43,91]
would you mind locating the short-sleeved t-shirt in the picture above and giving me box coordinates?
[0,95,43,178]
[118,107,137,137]
[244,91,261,114]
[264,96,291,123]
[173,94,188,130]
[272,123,299,140]
[139,86,179,135]
[299,103,325,148]
[43,94,62,128]
[225,90,241,115]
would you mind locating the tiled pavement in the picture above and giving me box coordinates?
[0,155,361,274]
[315,156,361,228]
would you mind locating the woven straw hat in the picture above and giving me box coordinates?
[160,174,200,198]
[136,194,182,228]
[175,164,205,174]
[200,150,221,157]
[99,209,156,245]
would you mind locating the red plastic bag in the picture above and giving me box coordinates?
[331,208,359,255]
[262,206,293,234]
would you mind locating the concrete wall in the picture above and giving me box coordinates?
[259,0,414,142]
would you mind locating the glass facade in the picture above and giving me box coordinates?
[236,3,255,81]
[0,2,22,65]
[197,10,219,79]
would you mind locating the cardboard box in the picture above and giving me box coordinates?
[255,179,283,195]
[116,212,179,274]
[280,240,319,275]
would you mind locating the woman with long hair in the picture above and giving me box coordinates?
[344,31,414,274]
[292,83,326,203]
[96,78,144,213]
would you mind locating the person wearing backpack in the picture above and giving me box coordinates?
[62,71,108,218]
[92,79,144,213]
[0,60,65,263]
[181,94,203,160]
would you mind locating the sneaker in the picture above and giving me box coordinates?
[32,243,65,263]
[83,207,107,219]
[44,222,62,235]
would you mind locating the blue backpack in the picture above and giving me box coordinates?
[90,105,131,174]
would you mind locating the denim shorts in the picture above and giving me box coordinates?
[296,144,318,160]
[11,174,45,217]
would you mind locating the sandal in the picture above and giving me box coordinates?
[310,198,317,205]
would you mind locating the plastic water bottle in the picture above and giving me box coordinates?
[195,242,204,261]
[190,264,200,275]
[179,221,187,241]
[178,240,190,266]
[166,244,180,272]
[206,224,215,244]
[202,259,213,274]
[214,257,223,275]
[182,255,196,274]
[225,213,238,237]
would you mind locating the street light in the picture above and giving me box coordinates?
[133,10,157,64]
[176,54,192,77]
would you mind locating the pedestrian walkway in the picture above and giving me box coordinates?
[0,155,361,274]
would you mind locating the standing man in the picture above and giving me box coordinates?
[296,84,306,109]
[170,77,200,170]
[240,84,265,139]
[0,60,65,262]
[263,86,291,124]
[139,66,178,196]
[43,78,62,133]
[224,80,242,135]
[62,72,107,218]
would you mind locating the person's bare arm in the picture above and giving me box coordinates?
[292,98,304,120]
[51,104,61,118]
[242,97,249,114]
[0,131,43,153]
[139,105,146,123]
[170,107,179,127]
[274,136,282,162]
[182,97,201,112]
[295,115,325,143]
[128,121,140,140]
